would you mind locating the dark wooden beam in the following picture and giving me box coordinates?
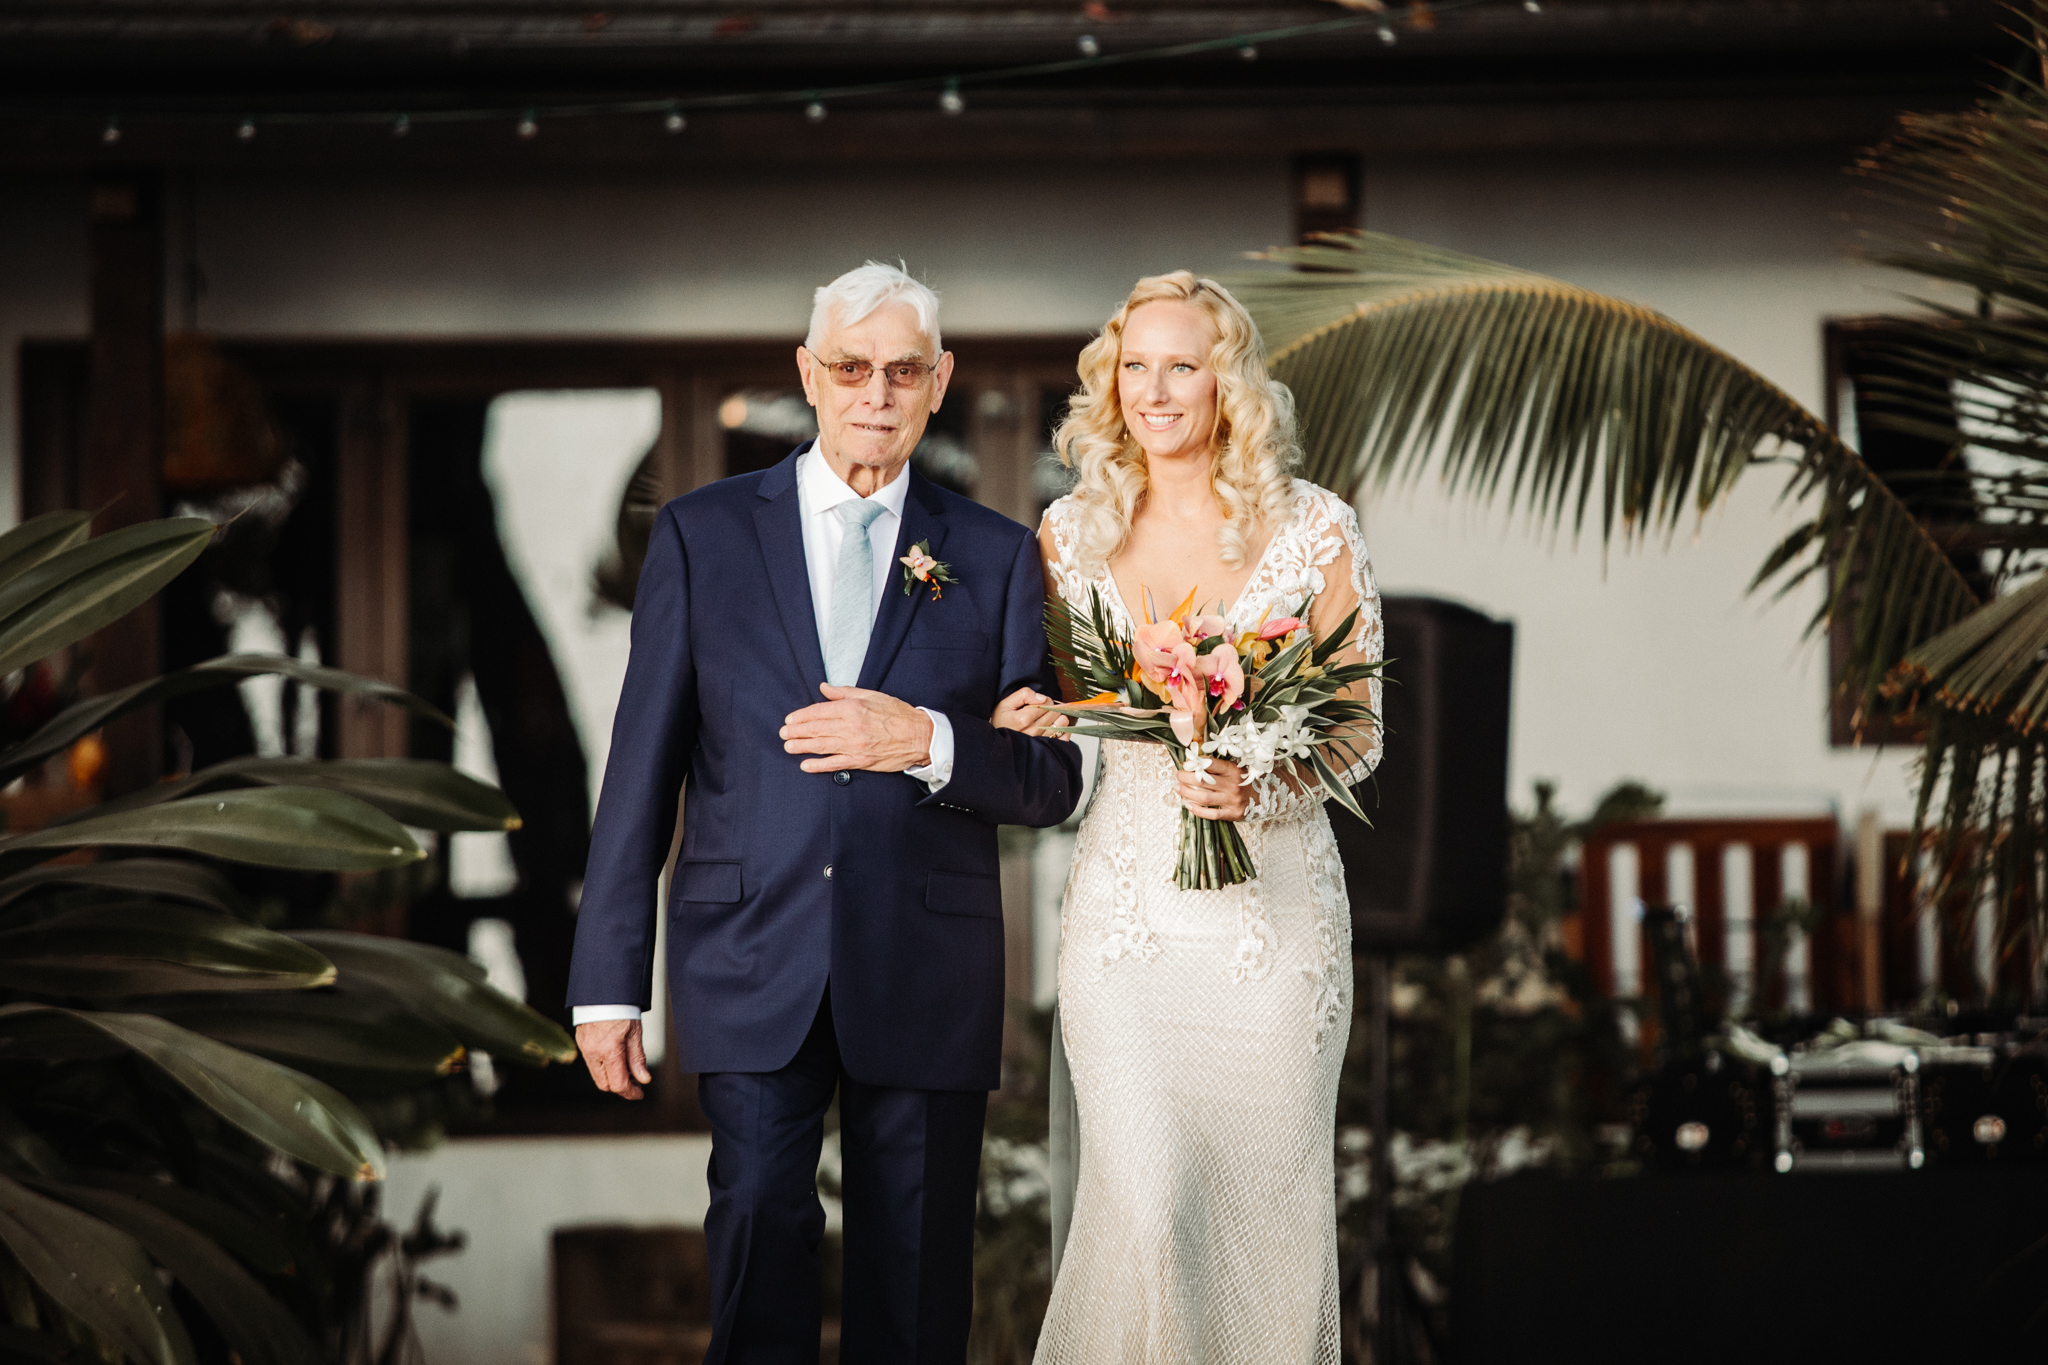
[80,168,166,796]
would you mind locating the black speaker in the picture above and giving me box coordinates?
[1330,595,1514,953]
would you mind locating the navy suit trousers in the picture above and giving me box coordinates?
[699,989,988,1365]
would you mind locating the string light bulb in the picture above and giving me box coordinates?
[1523,0,1541,10]
[1377,22,1397,43]
[664,108,686,133]
[236,116,257,141]
[1239,45,1259,60]
[805,100,827,123]
[516,109,538,138]
[1077,33,1100,56]
[392,113,411,138]
[101,116,121,144]
[938,80,964,116]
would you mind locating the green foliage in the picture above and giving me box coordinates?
[1844,36,2048,966]
[1335,780,1651,1351]
[0,513,575,1364]
[1231,153,2048,992]
[967,1002,1056,1365]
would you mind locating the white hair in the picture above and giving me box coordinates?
[806,261,943,356]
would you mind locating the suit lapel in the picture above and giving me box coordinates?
[752,448,829,696]
[858,469,948,691]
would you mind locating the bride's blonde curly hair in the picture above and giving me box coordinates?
[1052,271,1299,574]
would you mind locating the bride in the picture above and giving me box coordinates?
[994,271,1383,1363]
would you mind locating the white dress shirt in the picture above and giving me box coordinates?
[572,447,954,1028]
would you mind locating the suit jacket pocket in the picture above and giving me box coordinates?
[907,625,990,653]
[926,870,1002,919]
[675,860,743,904]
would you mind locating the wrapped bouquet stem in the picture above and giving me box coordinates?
[1042,585,1385,891]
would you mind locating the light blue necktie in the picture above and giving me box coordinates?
[825,499,887,685]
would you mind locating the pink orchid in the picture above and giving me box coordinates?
[1197,641,1245,712]
[1168,709,1197,746]
[1133,621,1194,692]
[1186,613,1231,644]
[900,547,938,581]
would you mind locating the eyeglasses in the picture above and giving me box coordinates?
[820,358,937,389]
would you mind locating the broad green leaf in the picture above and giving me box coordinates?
[0,788,425,873]
[37,1184,319,1365]
[296,931,576,1065]
[151,991,466,1089]
[79,758,521,835]
[0,1174,195,1365]
[0,903,336,997]
[0,654,452,789]
[0,519,214,679]
[0,512,91,592]
[0,1322,76,1361]
[58,1174,292,1277]
[0,1106,67,1183]
[0,859,249,920]
[0,1007,384,1181]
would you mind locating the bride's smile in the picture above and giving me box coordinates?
[1117,298,1221,464]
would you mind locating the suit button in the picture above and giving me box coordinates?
[824,865,833,880]
[833,771,851,786]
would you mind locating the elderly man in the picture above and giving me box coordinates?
[568,262,1081,1363]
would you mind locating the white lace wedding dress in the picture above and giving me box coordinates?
[1035,480,1384,1365]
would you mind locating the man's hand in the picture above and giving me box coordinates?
[577,1019,652,1100]
[780,683,935,773]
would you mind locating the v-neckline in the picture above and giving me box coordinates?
[1100,513,1286,636]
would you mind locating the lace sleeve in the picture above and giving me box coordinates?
[1241,492,1384,825]
[1038,500,1092,705]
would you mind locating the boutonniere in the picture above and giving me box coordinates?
[899,540,958,600]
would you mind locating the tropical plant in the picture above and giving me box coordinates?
[0,509,577,1365]
[1227,41,2048,995]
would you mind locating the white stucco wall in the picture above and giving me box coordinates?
[383,1135,714,1365]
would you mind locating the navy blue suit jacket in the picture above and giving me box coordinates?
[566,446,1083,1092]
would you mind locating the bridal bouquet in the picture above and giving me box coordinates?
[1042,586,1384,890]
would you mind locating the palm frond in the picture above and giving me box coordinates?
[1227,232,1981,710]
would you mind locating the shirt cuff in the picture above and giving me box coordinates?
[905,708,954,793]
[571,1005,643,1026]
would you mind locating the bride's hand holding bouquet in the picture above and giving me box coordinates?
[1014,584,1383,890]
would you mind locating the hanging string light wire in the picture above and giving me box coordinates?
[65,0,1522,138]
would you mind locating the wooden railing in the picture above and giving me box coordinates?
[1576,817,1847,1012]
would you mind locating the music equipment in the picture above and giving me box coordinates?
[1330,595,1514,953]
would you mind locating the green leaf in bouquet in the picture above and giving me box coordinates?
[292,931,576,1065]
[0,653,453,789]
[149,990,467,1092]
[72,757,520,835]
[0,788,426,874]
[1311,606,1361,666]
[0,518,214,681]
[1307,747,1372,827]
[35,1182,320,1365]
[0,512,92,592]
[0,1007,385,1181]
[0,1173,197,1365]
[0,902,336,997]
